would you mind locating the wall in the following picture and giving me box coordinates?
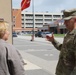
[0,0,12,43]
[12,9,22,32]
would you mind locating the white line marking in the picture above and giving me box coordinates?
[44,54,53,56]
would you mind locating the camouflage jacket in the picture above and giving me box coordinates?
[52,29,76,75]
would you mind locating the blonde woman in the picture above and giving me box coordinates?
[0,21,25,75]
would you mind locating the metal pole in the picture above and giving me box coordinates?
[31,0,34,41]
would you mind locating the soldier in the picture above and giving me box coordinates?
[46,8,76,75]
[0,21,25,75]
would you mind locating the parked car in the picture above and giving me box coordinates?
[35,31,42,37]
[12,32,17,37]
[41,32,51,38]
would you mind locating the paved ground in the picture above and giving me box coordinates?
[14,35,63,75]
[17,35,63,43]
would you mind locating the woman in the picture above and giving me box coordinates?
[0,21,25,75]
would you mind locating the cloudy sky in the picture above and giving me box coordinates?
[12,0,76,12]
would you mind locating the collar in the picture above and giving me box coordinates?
[68,29,76,35]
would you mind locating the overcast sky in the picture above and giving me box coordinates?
[12,0,76,12]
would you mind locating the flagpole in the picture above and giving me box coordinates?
[31,0,35,41]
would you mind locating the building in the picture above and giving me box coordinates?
[39,19,67,34]
[12,9,22,32]
[13,9,64,33]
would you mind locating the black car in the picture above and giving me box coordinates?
[35,31,42,37]
[12,32,17,37]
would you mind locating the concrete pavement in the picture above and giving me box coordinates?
[16,35,64,75]
[17,35,63,43]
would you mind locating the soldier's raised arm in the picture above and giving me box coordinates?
[46,32,62,51]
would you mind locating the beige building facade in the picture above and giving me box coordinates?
[0,0,12,43]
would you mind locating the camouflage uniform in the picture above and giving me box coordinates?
[52,29,76,75]
[51,8,76,75]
